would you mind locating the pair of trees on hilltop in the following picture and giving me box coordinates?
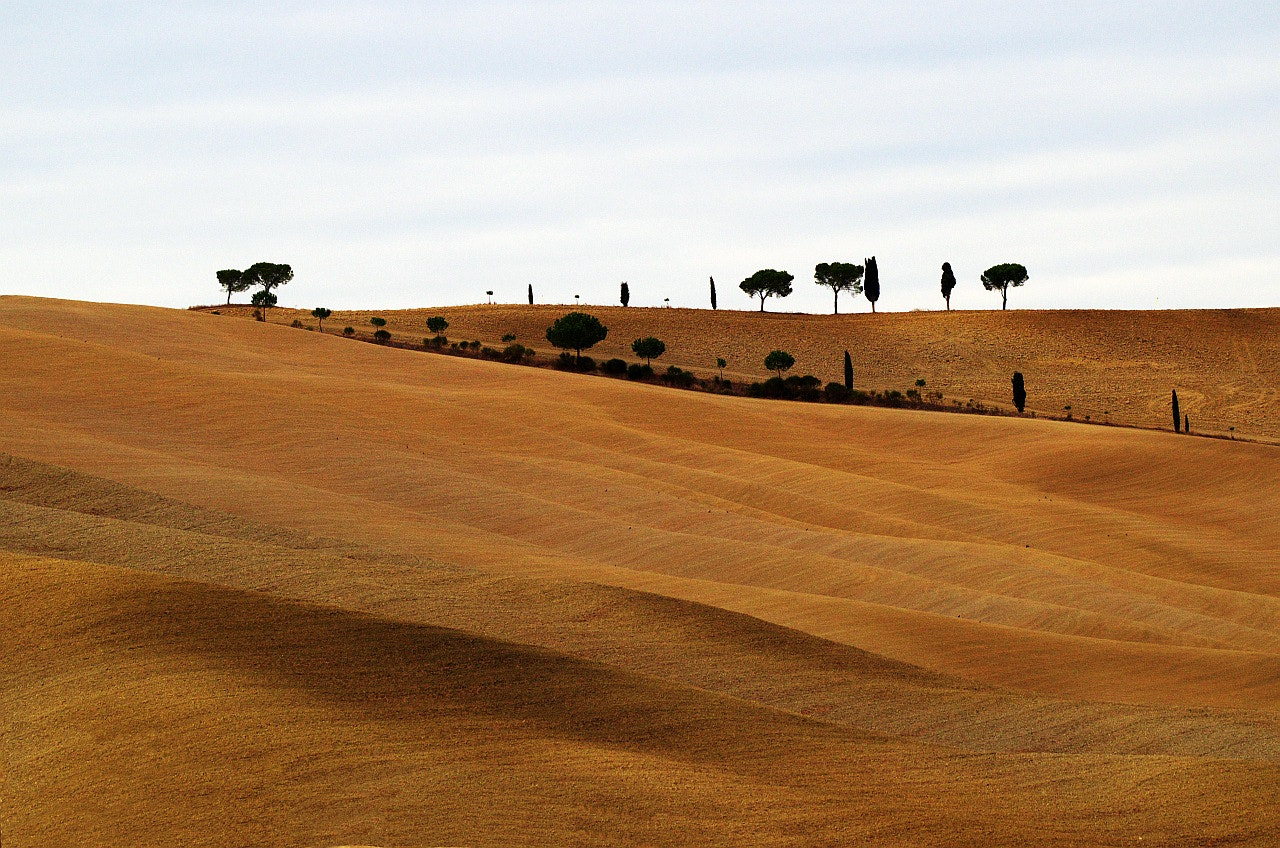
[941,262,1029,310]
[217,263,293,316]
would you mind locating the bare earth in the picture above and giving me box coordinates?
[2,295,1279,846]
[225,301,1280,442]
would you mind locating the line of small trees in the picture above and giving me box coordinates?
[217,257,1028,316]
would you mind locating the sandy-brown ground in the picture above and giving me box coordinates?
[224,301,1280,442]
[3,296,1280,846]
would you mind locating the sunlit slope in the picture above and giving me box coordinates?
[236,302,1280,441]
[3,296,1280,712]
[10,554,1280,847]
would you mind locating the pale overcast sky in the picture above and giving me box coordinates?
[3,2,1277,312]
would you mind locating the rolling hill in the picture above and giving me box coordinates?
[221,301,1280,442]
[3,295,1280,846]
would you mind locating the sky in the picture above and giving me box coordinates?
[2,1,1278,313]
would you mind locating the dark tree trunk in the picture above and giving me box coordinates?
[945,295,950,311]
[1002,287,1008,310]
[833,289,839,314]
[759,295,765,312]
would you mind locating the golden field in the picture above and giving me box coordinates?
[3,295,1280,846]
[222,301,1280,442]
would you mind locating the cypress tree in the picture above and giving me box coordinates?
[864,256,880,313]
[527,284,533,305]
[940,262,956,311]
[1185,413,1190,434]
[844,350,853,390]
[1012,372,1026,413]
[710,276,717,310]
[1172,390,1181,432]
[620,281,630,307]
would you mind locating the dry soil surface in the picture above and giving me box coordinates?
[2,296,1279,846]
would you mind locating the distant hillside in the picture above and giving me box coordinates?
[222,302,1280,442]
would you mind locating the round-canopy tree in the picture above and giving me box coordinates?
[631,336,666,365]
[740,269,794,312]
[980,263,1028,310]
[370,316,387,328]
[216,269,250,305]
[243,262,293,302]
[814,262,864,314]
[311,307,332,332]
[426,316,449,335]
[764,349,795,377]
[545,311,608,364]
[250,289,277,319]
[940,262,957,311]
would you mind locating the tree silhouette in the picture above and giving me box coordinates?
[1173,389,1181,432]
[243,262,293,304]
[486,290,494,303]
[311,307,331,332]
[546,312,608,364]
[250,289,276,319]
[863,257,880,313]
[620,282,630,307]
[844,350,854,390]
[427,316,449,335]
[941,262,957,311]
[710,276,717,310]
[764,349,795,377]
[739,269,794,312]
[217,269,250,305]
[980,263,1028,310]
[631,337,666,365]
[814,262,864,314]
[1012,372,1026,413]
[528,284,533,305]
[716,357,726,379]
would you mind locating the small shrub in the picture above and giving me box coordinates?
[906,388,921,401]
[882,389,906,407]
[501,333,517,343]
[373,329,392,343]
[915,378,927,388]
[746,381,764,398]
[556,352,596,371]
[824,382,851,402]
[253,308,265,322]
[342,326,355,336]
[210,310,220,315]
[429,335,448,348]
[602,358,628,376]
[662,366,695,388]
[849,389,870,404]
[480,346,499,359]
[290,318,305,328]
[626,363,653,381]
[761,376,788,398]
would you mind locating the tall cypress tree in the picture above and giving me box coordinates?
[527,284,533,305]
[620,282,630,307]
[864,256,880,313]
[1172,390,1181,432]
[1012,372,1026,413]
[710,276,717,310]
[940,262,956,311]
[1185,413,1191,434]
[844,350,854,390]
